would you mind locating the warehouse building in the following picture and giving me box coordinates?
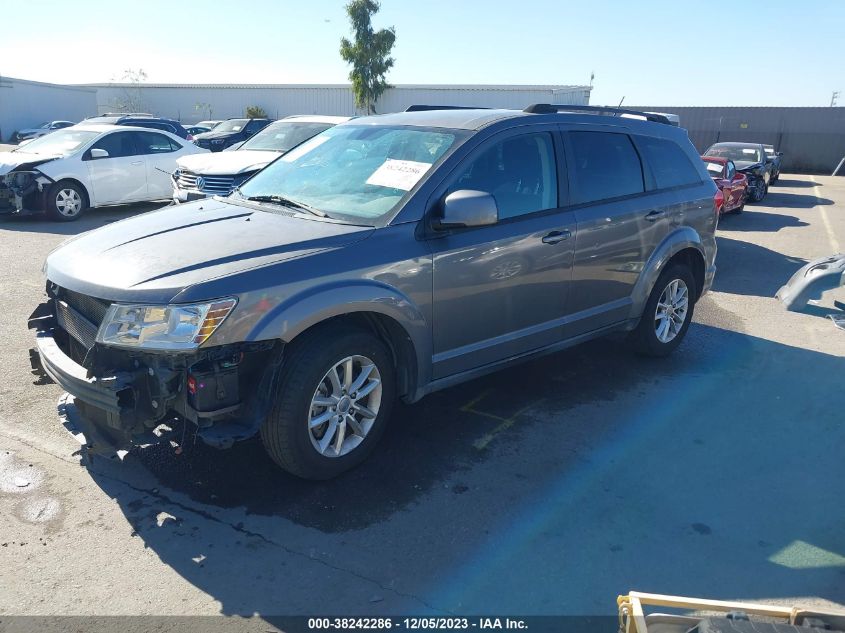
[0,76,97,143]
[84,83,593,123]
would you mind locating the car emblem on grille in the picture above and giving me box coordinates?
[196,177,205,190]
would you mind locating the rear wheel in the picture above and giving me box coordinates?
[629,264,696,357]
[46,181,87,221]
[260,327,395,480]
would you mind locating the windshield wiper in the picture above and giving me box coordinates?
[245,194,326,217]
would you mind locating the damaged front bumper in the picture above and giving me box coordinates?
[29,298,281,460]
[1,171,50,216]
[776,253,845,311]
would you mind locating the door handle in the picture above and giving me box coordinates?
[645,210,666,222]
[130,161,143,166]
[541,230,571,245]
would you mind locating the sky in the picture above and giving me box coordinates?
[1,0,843,107]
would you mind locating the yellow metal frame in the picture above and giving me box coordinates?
[617,591,845,633]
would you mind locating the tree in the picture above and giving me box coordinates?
[245,105,268,118]
[339,0,396,114]
[111,68,147,113]
[195,102,214,120]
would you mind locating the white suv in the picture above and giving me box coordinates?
[172,115,350,203]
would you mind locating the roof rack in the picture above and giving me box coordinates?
[404,105,490,112]
[523,104,671,125]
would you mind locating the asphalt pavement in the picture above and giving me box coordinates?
[1,176,844,620]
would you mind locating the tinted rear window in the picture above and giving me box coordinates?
[637,136,702,189]
[568,132,644,204]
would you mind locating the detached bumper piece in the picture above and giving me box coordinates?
[776,253,845,311]
[29,291,280,461]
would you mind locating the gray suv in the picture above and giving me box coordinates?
[30,105,718,480]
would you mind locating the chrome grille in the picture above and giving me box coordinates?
[175,171,236,196]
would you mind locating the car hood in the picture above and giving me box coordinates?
[176,150,279,175]
[45,198,374,304]
[0,151,62,175]
[17,128,45,135]
[734,160,762,171]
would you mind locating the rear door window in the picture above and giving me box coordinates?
[134,131,181,154]
[567,132,644,204]
[637,136,702,189]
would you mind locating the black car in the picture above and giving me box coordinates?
[192,118,273,152]
[764,144,783,183]
[84,114,191,140]
[703,142,772,202]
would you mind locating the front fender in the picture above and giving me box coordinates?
[243,280,432,389]
[628,227,711,320]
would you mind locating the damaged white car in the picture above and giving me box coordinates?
[0,124,208,221]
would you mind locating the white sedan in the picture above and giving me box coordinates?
[0,124,209,221]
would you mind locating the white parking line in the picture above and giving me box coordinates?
[811,176,841,252]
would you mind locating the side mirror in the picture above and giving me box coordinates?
[90,148,109,159]
[778,152,784,157]
[434,190,498,230]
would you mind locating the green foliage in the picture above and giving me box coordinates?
[245,105,268,118]
[339,0,396,114]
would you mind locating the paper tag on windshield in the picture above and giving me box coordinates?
[366,159,432,191]
[742,148,756,154]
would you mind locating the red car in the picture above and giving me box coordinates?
[702,156,747,214]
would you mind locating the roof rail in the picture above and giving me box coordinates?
[404,105,490,112]
[523,104,671,125]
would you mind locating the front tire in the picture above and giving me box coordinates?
[260,327,395,480]
[629,264,696,357]
[46,181,87,221]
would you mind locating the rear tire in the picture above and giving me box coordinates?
[260,327,395,480]
[46,181,87,222]
[629,264,696,357]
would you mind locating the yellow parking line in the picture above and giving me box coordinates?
[459,389,540,450]
[812,177,841,252]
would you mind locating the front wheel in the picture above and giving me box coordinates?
[629,264,696,357]
[46,181,87,221]
[260,327,395,479]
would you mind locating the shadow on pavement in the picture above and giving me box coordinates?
[718,211,809,233]
[0,202,166,236]
[78,320,845,614]
[757,191,833,209]
[774,178,820,189]
[713,236,806,298]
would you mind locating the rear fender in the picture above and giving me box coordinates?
[628,227,708,320]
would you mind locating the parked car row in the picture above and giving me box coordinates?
[702,141,783,206]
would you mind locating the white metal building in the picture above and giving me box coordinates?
[84,83,592,123]
[0,76,97,143]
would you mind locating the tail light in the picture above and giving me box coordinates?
[714,188,724,214]
[187,134,194,141]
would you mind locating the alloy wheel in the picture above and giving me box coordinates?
[654,279,689,344]
[308,355,382,457]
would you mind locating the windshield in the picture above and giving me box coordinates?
[236,125,459,223]
[240,121,335,152]
[37,122,50,129]
[705,145,762,162]
[212,119,248,134]
[13,129,99,156]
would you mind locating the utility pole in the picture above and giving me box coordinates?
[832,91,841,107]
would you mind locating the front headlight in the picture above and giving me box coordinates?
[96,298,237,350]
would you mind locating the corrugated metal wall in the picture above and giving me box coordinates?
[89,84,591,123]
[632,106,845,173]
[0,77,97,143]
